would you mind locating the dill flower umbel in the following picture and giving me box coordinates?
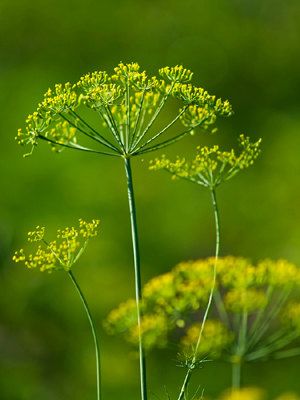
[105,256,300,380]
[13,219,100,272]
[13,218,102,400]
[149,134,261,188]
[16,62,232,157]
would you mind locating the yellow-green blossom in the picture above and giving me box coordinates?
[224,288,268,313]
[150,135,261,188]
[181,320,233,358]
[105,256,300,363]
[219,387,265,400]
[13,219,100,272]
[129,314,169,350]
[17,62,232,157]
[282,302,300,333]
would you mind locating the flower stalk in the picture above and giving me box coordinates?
[124,156,148,400]
[68,270,102,400]
[13,220,102,399]
[177,188,220,400]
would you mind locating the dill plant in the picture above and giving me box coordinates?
[16,62,232,400]
[13,219,102,400]
[105,136,261,395]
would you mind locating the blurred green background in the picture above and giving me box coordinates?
[1,0,300,398]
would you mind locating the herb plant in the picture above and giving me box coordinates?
[13,219,102,399]
[16,62,232,400]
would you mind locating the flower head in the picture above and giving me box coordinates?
[17,62,232,157]
[13,219,100,272]
[105,256,300,363]
[150,135,262,188]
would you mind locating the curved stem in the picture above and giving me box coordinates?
[177,188,220,400]
[68,271,102,400]
[124,157,148,400]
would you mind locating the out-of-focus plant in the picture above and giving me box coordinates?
[16,62,233,400]
[213,387,300,400]
[13,219,102,400]
[106,256,300,392]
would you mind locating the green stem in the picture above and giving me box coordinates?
[231,310,247,389]
[177,188,220,400]
[124,157,148,400]
[232,362,241,389]
[68,270,101,400]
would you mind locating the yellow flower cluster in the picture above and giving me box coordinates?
[283,302,300,333]
[150,135,262,188]
[159,66,194,83]
[17,62,232,156]
[219,387,265,400]
[16,83,78,156]
[224,288,267,313]
[81,83,123,109]
[13,219,100,272]
[40,83,78,116]
[105,256,300,359]
[130,314,169,350]
[181,320,233,358]
[216,388,300,400]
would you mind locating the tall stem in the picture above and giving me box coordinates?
[124,157,148,400]
[68,271,102,400]
[177,188,220,400]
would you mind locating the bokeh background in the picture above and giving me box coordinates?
[1,0,300,399]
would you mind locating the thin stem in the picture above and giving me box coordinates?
[135,84,174,146]
[59,113,119,153]
[68,270,101,400]
[97,106,125,151]
[248,285,274,338]
[177,188,220,400]
[232,362,241,390]
[132,128,192,157]
[125,77,130,152]
[247,288,291,350]
[132,106,188,153]
[124,157,148,400]
[70,110,120,152]
[273,347,300,360]
[38,134,120,157]
[245,331,299,361]
[214,288,230,327]
[231,310,248,389]
[129,89,146,150]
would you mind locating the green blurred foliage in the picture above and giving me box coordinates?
[1,0,300,399]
